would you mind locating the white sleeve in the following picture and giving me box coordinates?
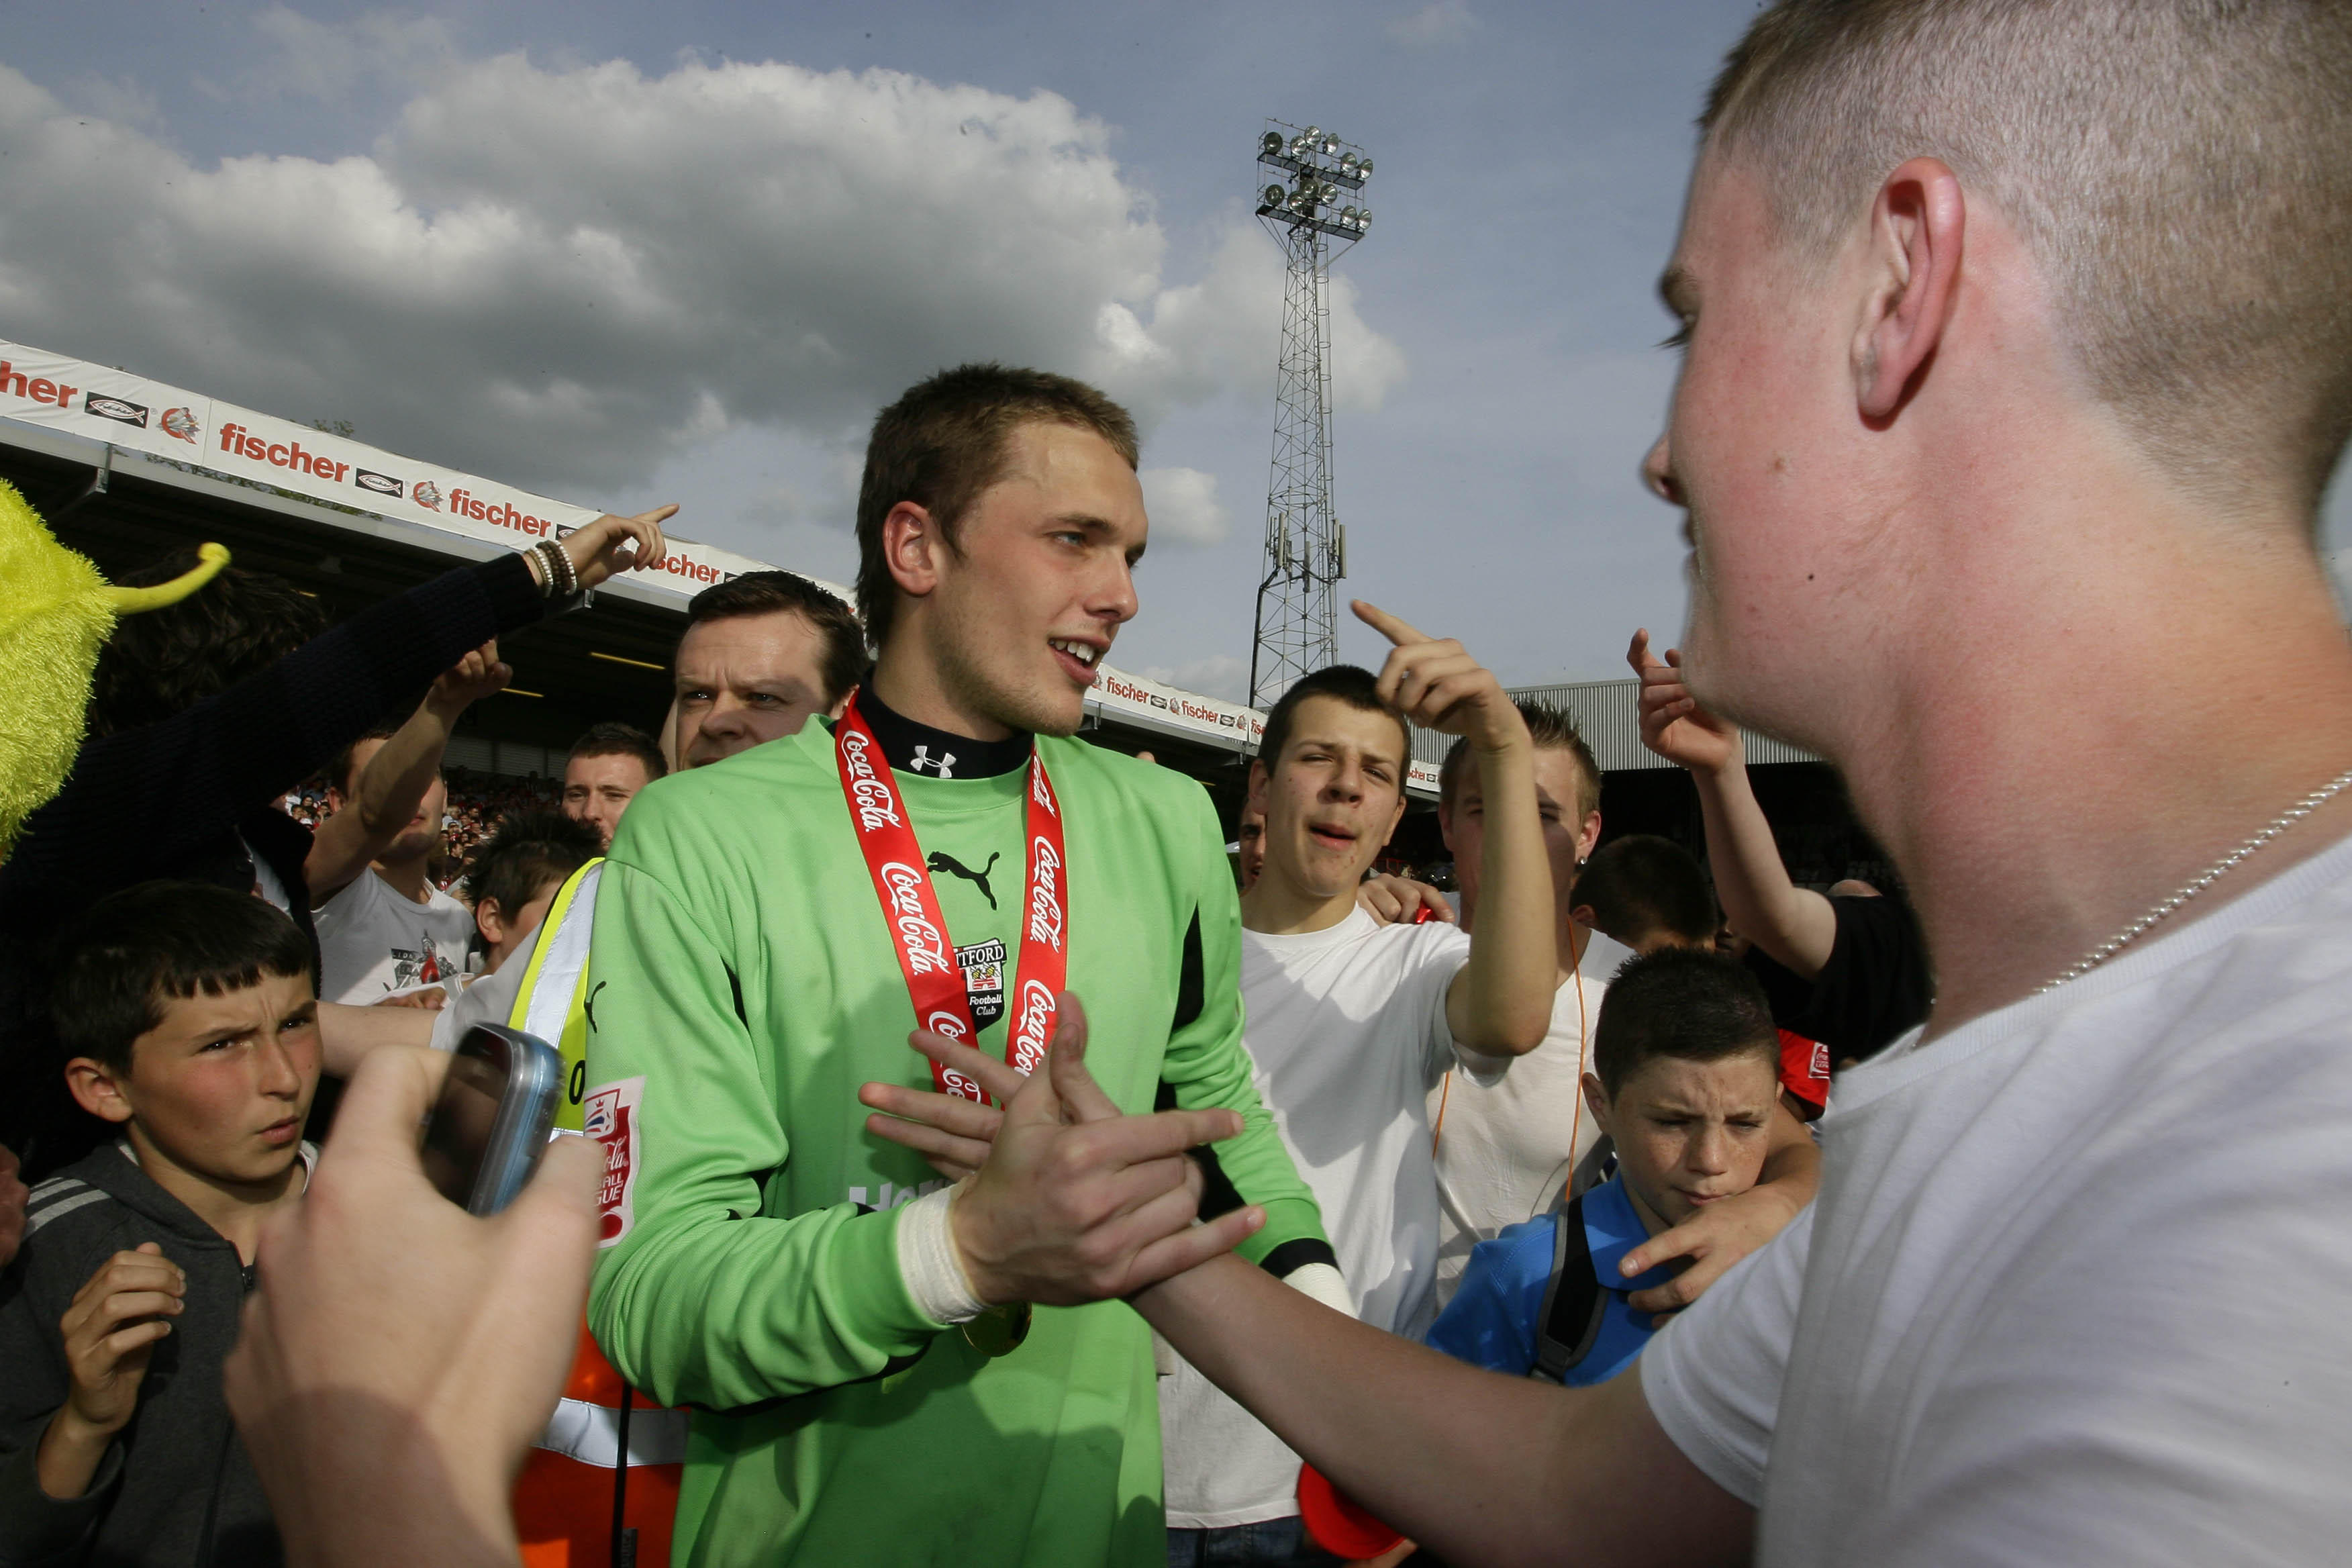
[428,961,524,1053]
[1410,924,1478,1080]
[1638,1201,1810,1506]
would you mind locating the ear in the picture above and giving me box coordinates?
[1579,1071,1612,1140]
[881,500,945,602]
[1570,903,1598,930]
[1246,759,1270,818]
[1576,810,1603,865]
[1854,156,1966,423]
[66,1057,137,1125]
[475,898,507,948]
[824,689,852,722]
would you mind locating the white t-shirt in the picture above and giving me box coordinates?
[1643,831,2352,1566]
[313,868,475,1005]
[1430,927,1635,1306]
[1163,908,1484,1529]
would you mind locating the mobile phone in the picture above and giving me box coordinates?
[420,1023,563,1215]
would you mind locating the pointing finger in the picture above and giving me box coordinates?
[1350,599,1431,648]
[1626,628,1655,675]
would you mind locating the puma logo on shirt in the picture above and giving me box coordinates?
[927,850,1001,910]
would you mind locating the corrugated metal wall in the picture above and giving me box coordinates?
[1408,677,1816,773]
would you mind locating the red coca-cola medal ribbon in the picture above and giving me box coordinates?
[836,694,1067,1104]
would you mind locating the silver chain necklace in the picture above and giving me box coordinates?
[2036,765,2352,994]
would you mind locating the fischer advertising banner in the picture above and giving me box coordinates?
[0,336,1432,787]
[0,338,787,603]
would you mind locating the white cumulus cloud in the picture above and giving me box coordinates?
[1139,465,1232,547]
[0,26,1405,509]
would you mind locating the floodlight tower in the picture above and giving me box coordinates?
[1248,120,1373,710]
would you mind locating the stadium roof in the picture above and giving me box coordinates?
[0,333,1442,798]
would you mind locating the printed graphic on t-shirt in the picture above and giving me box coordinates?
[387,940,456,992]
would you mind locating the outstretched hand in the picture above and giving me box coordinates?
[893,995,1261,1306]
[1353,601,1526,753]
[558,505,677,591]
[1627,628,1740,775]
[861,1032,1028,1181]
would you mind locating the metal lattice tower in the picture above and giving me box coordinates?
[1248,121,1373,710]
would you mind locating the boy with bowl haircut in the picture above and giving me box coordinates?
[0,881,320,1567]
[1426,946,1780,1384]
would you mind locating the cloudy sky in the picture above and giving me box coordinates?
[4,2,2348,700]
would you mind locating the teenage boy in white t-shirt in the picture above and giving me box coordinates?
[311,726,477,1006]
[1157,609,1561,1561]
[1097,3,2352,1563]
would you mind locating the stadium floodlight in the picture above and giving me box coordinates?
[1248,117,1378,710]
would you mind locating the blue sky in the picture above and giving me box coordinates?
[4,2,2347,699]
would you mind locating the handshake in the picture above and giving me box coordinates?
[223,996,1246,1566]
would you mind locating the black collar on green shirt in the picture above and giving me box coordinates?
[854,687,1032,780]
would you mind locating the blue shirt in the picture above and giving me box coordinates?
[1423,1177,1679,1385]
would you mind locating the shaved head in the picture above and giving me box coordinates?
[1701,0,2352,515]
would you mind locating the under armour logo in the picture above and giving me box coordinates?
[928,850,1001,910]
[908,745,957,778]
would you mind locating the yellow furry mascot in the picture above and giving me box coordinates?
[0,479,228,857]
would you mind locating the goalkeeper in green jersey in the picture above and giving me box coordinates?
[583,365,1335,1567]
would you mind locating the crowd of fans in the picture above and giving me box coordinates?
[5,3,2352,1565]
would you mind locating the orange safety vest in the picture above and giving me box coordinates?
[515,1321,690,1568]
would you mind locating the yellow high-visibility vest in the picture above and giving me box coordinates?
[507,857,603,1132]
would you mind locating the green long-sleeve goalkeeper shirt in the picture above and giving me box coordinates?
[583,719,1327,1567]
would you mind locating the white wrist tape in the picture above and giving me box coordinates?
[894,1183,987,1326]
[1283,1261,1356,1318]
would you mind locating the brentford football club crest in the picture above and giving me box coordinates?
[957,939,1007,1028]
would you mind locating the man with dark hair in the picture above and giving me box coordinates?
[1,882,320,1566]
[560,722,666,849]
[670,570,867,770]
[582,364,1317,1566]
[309,643,513,1004]
[1094,3,2352,1561]
[1572,834,1718,955]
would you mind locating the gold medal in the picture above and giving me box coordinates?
[961,1302,1032,1357]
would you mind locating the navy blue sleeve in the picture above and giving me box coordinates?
[9,552,545,892]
